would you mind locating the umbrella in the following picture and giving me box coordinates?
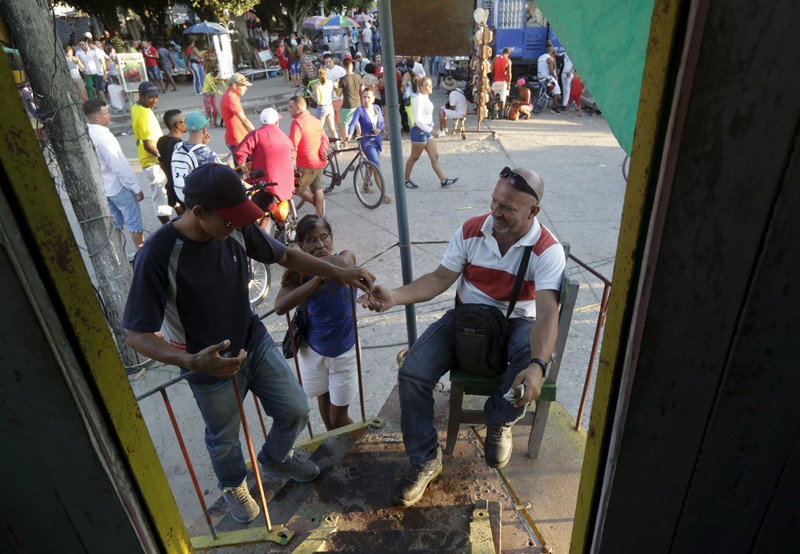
[354,14,374,24]
[322,15,359,29]
[183,21,228,35]
[302,16,325,30]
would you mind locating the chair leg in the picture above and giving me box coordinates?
[446,381,465,455]
[527,399,552,459]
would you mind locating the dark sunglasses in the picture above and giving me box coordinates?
[500,167,539,202]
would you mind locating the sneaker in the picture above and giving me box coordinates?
[440,178,458,188]
[405,180,419,189]
[439,128,447,136]
[484,425,513,468]
[262,453,320,483]
[222,481,260,524]
[392,448,442,507]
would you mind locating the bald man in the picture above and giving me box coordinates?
[360,167,566,507]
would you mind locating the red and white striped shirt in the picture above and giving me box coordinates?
[441,214,565,319]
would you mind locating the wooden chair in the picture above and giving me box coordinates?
[445,244,578,459]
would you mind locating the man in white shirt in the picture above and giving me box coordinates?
[84,99,145,251]
[438,87,468,134]
[411,56,426,78]
[76,40,102,101]
[323,54,347,129]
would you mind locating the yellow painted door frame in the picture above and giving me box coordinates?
[570,0,688,551]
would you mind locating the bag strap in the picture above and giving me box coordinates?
[505,245,533,319]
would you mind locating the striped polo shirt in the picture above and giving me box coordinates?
[441,214,566,319]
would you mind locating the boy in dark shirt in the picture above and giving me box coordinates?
[123,164,375,524]
[156,109,185,213]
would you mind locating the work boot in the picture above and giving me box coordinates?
[222,480,260,524]
[484,424,513,469]
[262,453,320,483]
[392,448,443,507]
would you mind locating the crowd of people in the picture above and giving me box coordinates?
[63,30,195,104]
[78,17,571,525]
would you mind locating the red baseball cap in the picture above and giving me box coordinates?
[183,164,264,227]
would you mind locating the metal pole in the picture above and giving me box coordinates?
[159,390,217,540]
[575,283,611,430]
[349,287,367,421]
[378,0,418,345]
[230,377,273,531]
[287,312,314,438]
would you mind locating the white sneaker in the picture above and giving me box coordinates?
[222,480,260,524]
[440,128,447,136]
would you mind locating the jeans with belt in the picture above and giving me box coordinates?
[188,333,310,489]
[398,309,533,466]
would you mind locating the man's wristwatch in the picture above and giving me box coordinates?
[529,358,548,379]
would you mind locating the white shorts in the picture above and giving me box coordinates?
[297,343,358,406]
[441,107,466,120]
[491,81,509,103]
[143,164,171,217]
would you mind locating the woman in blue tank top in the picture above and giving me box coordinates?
[275,215,358,430]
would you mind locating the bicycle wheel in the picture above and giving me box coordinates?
[353,159,385,209]
[322,157,337,194]
[532,94,548,114]
[248,260,271,307]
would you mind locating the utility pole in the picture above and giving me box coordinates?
[1,0,140,367]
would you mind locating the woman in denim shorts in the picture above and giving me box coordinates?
[404,77,458,189]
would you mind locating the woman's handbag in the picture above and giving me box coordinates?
[282,303,306,359]
[453,245,533,377]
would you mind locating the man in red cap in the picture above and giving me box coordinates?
[123,164,375,525]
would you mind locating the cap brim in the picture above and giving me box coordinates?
[216,199,265,227]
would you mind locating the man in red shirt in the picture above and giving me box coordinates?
[142,40,166,93]
[288,96,329,216]
[235,108,296,202]
[221,73,255,154]
[491,48,512,117]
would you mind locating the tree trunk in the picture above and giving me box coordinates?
[231,15,254,69]
[1,0,140,368]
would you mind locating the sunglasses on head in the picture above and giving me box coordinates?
[500,167,539,202]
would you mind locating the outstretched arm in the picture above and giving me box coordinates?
[279,248,373,293]
[275,251,357,315]
[358,264,459,312]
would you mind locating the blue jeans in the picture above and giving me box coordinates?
[359,137,381,166]
[190,62,204,94]
[107,188,143,233]
[398,309,533,466]
[189,333,310,489]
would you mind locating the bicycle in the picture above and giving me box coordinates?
[531,76,558,114]
[322,136,386,209]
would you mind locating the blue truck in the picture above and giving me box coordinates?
[479,0,563,79]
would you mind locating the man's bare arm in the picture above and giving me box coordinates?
[359,264,460,312]
[511,288,560,406]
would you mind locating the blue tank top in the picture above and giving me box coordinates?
[305,279,355,358]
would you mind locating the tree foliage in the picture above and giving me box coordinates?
[254,0,362,34]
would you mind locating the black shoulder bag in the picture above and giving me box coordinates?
[453,245,533,377]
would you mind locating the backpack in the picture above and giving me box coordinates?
[171,142,204,202]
